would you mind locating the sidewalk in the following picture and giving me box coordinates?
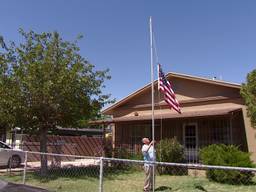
[0,158,99,173]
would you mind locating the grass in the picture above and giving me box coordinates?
[1,168,256,192]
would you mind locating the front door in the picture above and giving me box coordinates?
[183,123,198,163]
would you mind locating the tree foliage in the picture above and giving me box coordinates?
[241,69,256,127]
[0,30,112,174]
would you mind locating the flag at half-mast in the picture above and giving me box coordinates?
[158,64,181,114]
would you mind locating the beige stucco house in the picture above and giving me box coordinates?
[100,72,256,163]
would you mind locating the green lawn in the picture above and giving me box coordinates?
[1,170,256,192]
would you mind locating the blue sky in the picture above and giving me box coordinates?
[1,0,256,103]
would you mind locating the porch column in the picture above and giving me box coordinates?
[242,106,256,162]
[112,123,116,150]
[229,114,233,144]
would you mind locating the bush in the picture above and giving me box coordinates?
[156,137,186,175]
[129,151,143,160]
[200,144,255,184]
[110,147,143,170]
[113,147,130,159]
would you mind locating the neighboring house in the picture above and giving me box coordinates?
[98,72,256,163]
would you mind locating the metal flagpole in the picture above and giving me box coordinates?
[149,16,155,192]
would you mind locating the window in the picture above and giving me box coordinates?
[211,119,230,144]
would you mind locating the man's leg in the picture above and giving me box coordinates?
[144,166,151,191]
[149,166,154,191]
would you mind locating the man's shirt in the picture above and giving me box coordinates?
[142,144,155,166]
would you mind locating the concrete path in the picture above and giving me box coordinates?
[0,180,49,192]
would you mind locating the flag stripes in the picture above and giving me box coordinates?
[158,64,181,113]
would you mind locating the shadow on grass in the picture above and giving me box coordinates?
[155,184,207,192]
[155,186,172,191]
[31,165,100,182]
[194,184,208,191]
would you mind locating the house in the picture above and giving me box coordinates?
[98,72,256,163]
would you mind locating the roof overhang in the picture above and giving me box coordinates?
[92,107,242,124]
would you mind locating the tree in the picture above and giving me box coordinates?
[241,69,256,128]
[0,36,18,134]
[0,30,112,175]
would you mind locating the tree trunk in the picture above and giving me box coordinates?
[40,127,48,176]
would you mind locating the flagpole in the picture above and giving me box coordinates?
[149,16,155,192]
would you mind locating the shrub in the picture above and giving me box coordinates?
[110,147,144,170]
[200,144,255,184]
[113,147,130,159]
[156,137,186,175]
[104,137,113,158]
[105,147,129,170]
[129,151,143,160]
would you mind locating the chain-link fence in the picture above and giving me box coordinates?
[1,149,256,191]
[0,149,100,192]
[101,157,256,192]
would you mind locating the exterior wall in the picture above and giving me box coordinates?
[125,78,240,106]
[170,77,240,101]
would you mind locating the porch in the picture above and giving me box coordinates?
[114,110,247,163]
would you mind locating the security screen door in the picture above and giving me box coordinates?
[183,123,198,163]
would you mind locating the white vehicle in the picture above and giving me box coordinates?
[0,141,25,168]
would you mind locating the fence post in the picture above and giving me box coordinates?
[99,157,104,192]
[22,151,28,184]
[8,155,12,174]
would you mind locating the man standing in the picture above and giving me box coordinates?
[141,138,155,192]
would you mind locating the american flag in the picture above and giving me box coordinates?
[158,64,181,113]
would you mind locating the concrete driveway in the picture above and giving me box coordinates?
[0,180,50,192]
